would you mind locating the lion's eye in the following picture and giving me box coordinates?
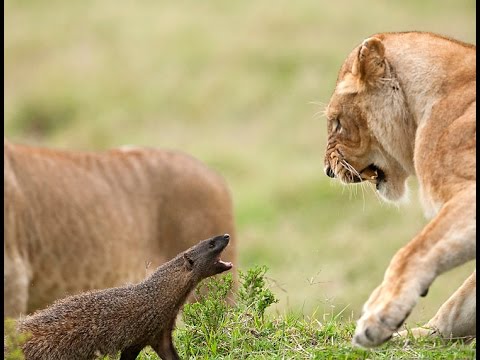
[333,118,342,132]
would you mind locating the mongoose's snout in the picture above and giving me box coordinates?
[214,233,230,249]
[205,233,231,255]
[184,234,233,278]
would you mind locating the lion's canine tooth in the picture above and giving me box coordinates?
[360,167,377,181]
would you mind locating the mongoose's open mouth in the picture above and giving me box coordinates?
[214,257,233,273]
[211,234,233,274]
[212,234,233,273]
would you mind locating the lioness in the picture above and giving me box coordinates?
[323,32,475,347]
[4,139,237,318]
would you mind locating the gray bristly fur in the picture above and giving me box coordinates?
[17,234,232,360]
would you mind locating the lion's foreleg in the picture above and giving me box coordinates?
[351,188,476,348]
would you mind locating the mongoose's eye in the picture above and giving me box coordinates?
[209,241,215,248]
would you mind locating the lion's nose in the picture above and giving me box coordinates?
[325,166,335,178]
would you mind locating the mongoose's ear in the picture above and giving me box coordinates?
[347,37,386,92]
[183,253,194,271]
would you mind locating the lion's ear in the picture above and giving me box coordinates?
[351,37,386,89]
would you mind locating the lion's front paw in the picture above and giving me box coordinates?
[352,289,415,348]
[352,312,397,348]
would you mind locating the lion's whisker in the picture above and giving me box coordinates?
[367,181,383,204]
[337,159,370,208]
[360,182,366,211]
[308,100,328,107]
[340,160,362,181]
[313,109,327,119]
[313,106,329,120]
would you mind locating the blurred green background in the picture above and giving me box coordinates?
[4,0,475,326]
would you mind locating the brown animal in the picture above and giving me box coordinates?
[4,140,237,318]
[323,32,475,347]
[17,234,233,360]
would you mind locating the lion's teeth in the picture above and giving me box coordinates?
[360,168,377,180]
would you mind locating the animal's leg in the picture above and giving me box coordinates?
[352,188,475,347]
[119,344,144,360]
[4,254,30,318]
[153,325,180,360]
[397,271,476,340]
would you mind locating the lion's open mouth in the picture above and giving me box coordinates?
[359,164,386,189]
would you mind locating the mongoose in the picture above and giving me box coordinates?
[17,234,233,360]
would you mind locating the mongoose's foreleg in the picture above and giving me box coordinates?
[154,322,180,360]
[119,344,144,360]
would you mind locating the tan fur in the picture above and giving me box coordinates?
[323,32,475,347]
[17,234,232,360]
[4,140,237,318]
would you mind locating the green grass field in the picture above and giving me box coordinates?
[5,270,476,359]
[150,271,477,359]
[4,0,476,357]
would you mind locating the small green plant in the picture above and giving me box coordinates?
[177,266,281,358]
[178,273,236,358]
[237,265,278,318]
[4,318,29,360]
[182,272,234,333]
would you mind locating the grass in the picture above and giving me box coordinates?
[169,269,476,359]
[4,0,476,357]
[7,268,476,359]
